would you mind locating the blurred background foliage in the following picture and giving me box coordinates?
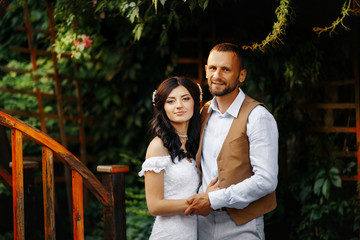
[0,0,360,239]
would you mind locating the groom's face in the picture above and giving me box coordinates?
[205,50,246,96]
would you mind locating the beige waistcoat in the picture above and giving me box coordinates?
[196,95,277,225]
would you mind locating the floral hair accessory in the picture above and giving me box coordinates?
[197,83,203,103]
[152,90,157,106]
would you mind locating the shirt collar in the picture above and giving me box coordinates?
[208,88,245,118]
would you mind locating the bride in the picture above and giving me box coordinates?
[139,76,218,239]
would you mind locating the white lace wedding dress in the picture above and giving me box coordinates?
[139,155,200,240]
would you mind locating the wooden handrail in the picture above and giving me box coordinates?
[0,111,111,207]
[0,111,129,240]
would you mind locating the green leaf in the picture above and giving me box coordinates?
[112,95,121,105]
[198,0,209,9]
[316,169,326,179]
[329,167,339,175]
[322,179,330,199]
[331,175,342,188]
[129,7,140,23]
[133,23,144,41]
[299,185,311,202]
[344,161,356,173]
[187,0,196,11]
[152,0,158,12]
[314,178,324,195]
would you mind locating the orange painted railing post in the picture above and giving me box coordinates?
[11,129,25,240]
[72,170,84,240]
[42,147,56,240]
[97,165,129,240]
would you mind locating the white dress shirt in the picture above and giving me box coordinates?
[199,89,279,210]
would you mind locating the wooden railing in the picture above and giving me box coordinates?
[0,111,129,240]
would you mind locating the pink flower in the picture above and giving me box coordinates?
[93,1,97,7]
[81,35,93,48]
[73,39,82,47]
[74,35,93,48]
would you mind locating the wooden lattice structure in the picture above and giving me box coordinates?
[308,47,360,186]
[0,1,131,239]
[0,0,98,165]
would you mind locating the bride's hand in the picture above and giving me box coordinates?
[205,177,219,194]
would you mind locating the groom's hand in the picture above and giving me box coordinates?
[184,193,212,216]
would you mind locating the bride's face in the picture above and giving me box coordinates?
[164,85,194,125]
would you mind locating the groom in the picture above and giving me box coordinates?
[185,43,279,239]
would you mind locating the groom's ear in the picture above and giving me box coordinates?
[239,69,247,83]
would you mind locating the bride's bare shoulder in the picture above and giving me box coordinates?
[145,137,169,159]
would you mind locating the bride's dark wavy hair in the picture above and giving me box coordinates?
[151,76,201,163]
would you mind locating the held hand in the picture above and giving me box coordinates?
[186,194,195,206]
[206,177,220,194]
[184,193,212,216]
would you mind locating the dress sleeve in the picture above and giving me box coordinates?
[138,156,171,177]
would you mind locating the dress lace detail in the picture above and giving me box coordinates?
[139,155,200,240]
